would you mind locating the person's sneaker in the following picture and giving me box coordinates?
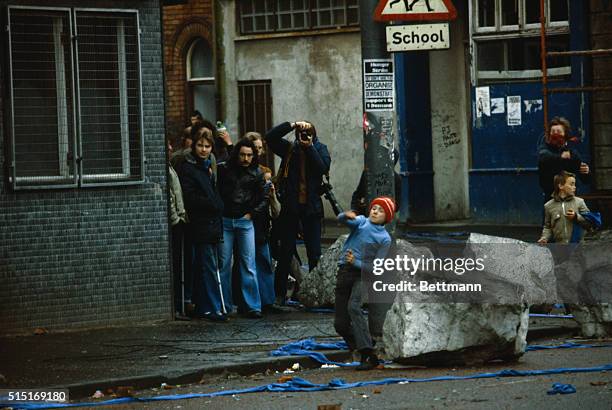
[246,310,263,319]
[200,312,228,322]
[356,351,379,371]
[269,303,293,313]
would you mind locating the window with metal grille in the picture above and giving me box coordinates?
[238,81,273,169]
[6,7,144,189]
[238,0,359,35]
[471,0,570,82]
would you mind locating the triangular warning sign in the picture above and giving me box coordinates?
[374,0,457,22]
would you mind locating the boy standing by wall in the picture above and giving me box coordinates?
[538,171,593,244]
[334,197,395,371]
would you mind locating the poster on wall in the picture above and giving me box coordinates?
[491,98,505,114]
[507,96,522,126]
[363,59,395,112]
[475,86,490,118]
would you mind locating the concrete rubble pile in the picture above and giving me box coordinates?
[464,233,558,305]
[383,234,542,365]
[299,235,347,307]
[554,242,612,338]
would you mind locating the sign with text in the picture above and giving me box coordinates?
[386,23,450,52]
[363,59,395,111]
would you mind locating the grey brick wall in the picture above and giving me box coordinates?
[0,0,173,334]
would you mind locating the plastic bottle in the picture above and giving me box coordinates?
[216,121,227,134]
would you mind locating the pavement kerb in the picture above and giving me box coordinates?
[52,350,351,399]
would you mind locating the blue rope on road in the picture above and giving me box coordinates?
[305,307,335,314]
[528,313,573,319]
[3,364,610,409]
[270,338,358,367]
[526,342,612,352]
[271,338,612,366]
[547,382,576,395]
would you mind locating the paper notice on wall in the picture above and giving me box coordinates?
[491,98,505,114]
[476,86,491,118]
[524,99,543,113]
[507,96,521,126]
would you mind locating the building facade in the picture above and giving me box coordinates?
[397,0,610,224]
[0,0,171,334]
[216,0,365,213]
[162,0,215,142]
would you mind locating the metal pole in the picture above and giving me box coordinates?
[215,246,227,315]
[540,0,549,137]
[360,0,396,338]
[181,233,185,316]
[360,0,396,216]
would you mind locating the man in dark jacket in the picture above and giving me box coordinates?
[218,139,267,318]
[266,121,331,305]
[538,117,590,201]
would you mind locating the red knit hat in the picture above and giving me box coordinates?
[369,196,396,224]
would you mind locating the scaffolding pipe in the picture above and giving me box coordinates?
[540,0,549,137]
[549,86,612,94]
[548,48,612,58]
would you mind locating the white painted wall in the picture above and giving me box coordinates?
[429,14,470,220]
[219,1,364,217]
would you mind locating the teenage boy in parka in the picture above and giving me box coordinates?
[538,171,593,244]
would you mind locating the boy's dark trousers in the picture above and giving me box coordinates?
[334,264,373,352]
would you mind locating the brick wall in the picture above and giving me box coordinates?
[162,0,214,141]
[0,0,172,335]
[590,0,612,190]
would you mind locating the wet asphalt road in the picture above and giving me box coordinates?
[72,336,612,410]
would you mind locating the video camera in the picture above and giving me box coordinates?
[320,174,343,216]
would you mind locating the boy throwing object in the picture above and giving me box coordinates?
[334,197,395,370]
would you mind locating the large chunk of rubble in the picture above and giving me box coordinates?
[383,302,529,365]
[554,242,612,337]
[299,235,347,308]
[465,233,558,305]
[382,233,533,365]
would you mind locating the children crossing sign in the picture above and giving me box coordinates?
[374,0,457,22]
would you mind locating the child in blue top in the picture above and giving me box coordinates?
[334,196,394,371]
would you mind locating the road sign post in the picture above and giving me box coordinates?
[360,0,397,338]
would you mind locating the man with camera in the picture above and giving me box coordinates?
[265,121,331,306]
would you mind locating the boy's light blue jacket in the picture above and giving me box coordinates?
[337,214,391,270]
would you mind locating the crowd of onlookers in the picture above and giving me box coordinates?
[167,112,330,321]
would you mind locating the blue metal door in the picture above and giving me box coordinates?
[469,0,590,225]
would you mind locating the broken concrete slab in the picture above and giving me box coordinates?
[299,235,347,308]
[554,242,612,337]
[465,233,558,305]
[381,233,532,365]
[383,302,529,366]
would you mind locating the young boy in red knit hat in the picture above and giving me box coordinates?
[334,196,395,370]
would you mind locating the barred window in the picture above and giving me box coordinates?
[239,0,359,35]
[7,7,144,189]
[472,0,570,82]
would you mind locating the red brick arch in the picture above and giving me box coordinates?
[169,17,213,70]
[165,17,213,137]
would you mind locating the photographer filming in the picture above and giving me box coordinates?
[265,121,331,306]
